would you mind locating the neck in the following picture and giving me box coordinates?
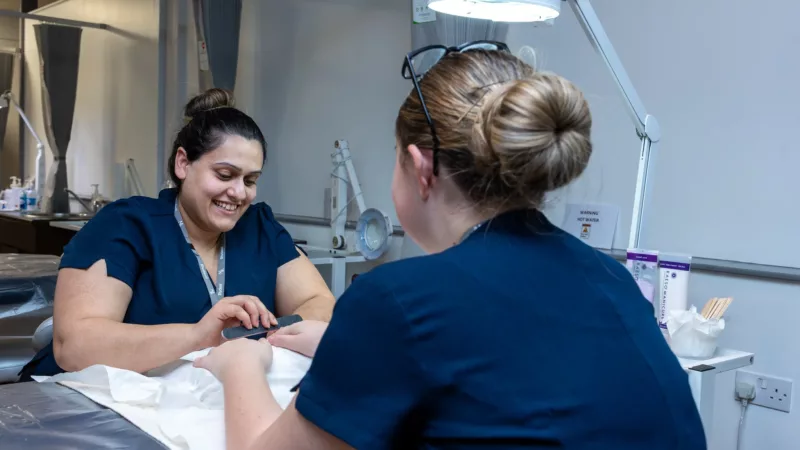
[427,205,493,253]
[177,198,221,251]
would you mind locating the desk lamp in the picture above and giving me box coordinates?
[1,91,46,211]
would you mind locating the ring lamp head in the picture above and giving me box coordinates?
[427,0,561,23]
[355,208,393,260]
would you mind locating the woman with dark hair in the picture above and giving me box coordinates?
[18,89,335,380]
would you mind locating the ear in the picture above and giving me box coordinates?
[173,147,191,181]
[406,144,435,200]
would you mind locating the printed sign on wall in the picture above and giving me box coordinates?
[413,0,437,23]
[562,203,619,249]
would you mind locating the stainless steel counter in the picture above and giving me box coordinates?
[0,211,37,222]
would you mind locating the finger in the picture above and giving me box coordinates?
[193,357,206,369]
[271,322,301,336]
[242,300,260,330]
[246,298,271,328]
[267,333,295,349]
[222,304,252,329]
[268,310,278,327]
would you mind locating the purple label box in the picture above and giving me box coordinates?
[659,261,691,271]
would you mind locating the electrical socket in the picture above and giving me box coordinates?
[735,370,793,413]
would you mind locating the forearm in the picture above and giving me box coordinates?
[55,318,202,373]
[292,294,335,322]
[221,360,283,450]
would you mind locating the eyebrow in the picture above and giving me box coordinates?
[213,162,262,175]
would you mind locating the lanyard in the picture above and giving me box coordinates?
[458,220,488,244]
[174,201,226,305]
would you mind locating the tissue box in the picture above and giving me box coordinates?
[666,306,725,359]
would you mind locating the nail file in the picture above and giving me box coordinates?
[221,314,303,341]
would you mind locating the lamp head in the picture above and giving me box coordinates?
[427,0,561,22]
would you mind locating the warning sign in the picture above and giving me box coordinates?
[562,203,619,249]
[580,223,591,239]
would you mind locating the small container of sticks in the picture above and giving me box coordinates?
[666,297,733,359]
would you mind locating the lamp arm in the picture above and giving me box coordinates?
[341,149,367,217]
[567,0,661,249]
[2,91,44,149]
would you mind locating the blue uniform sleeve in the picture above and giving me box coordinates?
[257,204,299,267]
[59,200,148,288]
[294,274,431,449]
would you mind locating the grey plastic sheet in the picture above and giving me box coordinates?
[0,254,60,382]
[0,382,166,449]
[0,254,59,321]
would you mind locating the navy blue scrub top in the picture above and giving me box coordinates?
[295,210,706,449]
[24,188,299,378]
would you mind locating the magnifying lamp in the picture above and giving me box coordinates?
[428,0,561,23]
[355,208,393,260]
[300,140,393,298]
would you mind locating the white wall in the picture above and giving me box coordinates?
[23,0,160,200]
[236,0,410,225]
[233,0,412,273]
[507,2,800,449]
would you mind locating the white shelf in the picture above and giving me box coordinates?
[679,348,754,374]
[677,347,755,447]
[305,251,366,266]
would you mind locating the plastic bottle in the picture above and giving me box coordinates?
[8,177,22,211]
[24,178,37,211]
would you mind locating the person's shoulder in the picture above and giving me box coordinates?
[236,201,283,232]
[77,191,175,241]
[242,201,276,220]
[353,252,462,297]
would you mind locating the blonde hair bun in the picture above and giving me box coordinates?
[475,72,592,199]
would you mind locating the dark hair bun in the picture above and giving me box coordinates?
[184,88,236,118]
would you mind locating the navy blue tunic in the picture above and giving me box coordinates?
[24,188,299,377]
[295,210,706,449]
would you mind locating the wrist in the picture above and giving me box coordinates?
[220,357,263,384]
[190,323,214,350]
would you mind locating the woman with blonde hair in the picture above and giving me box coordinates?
[195,42,706,449]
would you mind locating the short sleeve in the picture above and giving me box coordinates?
[294,274,431,449]
[59,200,148,288]
[256,204,299,267]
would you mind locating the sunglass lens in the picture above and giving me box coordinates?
[410,48,447,78]
[460,42,501,52]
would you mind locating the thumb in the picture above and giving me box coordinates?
[267,333,297,349]
[271,323,302,337]
[193,357,206,369]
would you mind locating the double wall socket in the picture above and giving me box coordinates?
[735,370,793,413]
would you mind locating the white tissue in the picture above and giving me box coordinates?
[32,347,312,450]
[666,305,725,359]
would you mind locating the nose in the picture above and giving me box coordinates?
[227,179,247,201]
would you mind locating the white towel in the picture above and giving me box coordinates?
[33,347,312,450]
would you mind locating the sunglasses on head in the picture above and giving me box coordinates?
[401,41,510,176]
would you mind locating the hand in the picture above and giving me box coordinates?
[193,338,273,382]
[267,320,329,358]
[192,295,278,348]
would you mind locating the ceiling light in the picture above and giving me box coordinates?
[427,0,561,23]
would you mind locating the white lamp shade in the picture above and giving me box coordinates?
[428,0,561,22]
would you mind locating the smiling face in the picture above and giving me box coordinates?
[173,134,264,233]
